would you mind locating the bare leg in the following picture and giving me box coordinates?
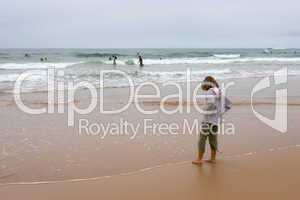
[207,132,218,163]
[192,152,204,165]
[205,150,217,163]
[193,133,207,165]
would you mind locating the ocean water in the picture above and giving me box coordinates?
[0,48,300,93]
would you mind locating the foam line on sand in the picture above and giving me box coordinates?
[0,144,299,187]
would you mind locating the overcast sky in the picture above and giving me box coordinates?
[1,0,299,48]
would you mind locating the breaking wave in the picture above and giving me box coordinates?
[0,62,81,70]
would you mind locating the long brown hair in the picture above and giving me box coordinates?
[201,76,219,91]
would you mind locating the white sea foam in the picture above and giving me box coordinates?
[0,74,20,82]
[0,62,81,70]
[1,57,300,70]
[142,69,232,76]
[0,71,47,83]
[0,144,298,186]
[140,57,300,65]
[143,58,234,65]
[1,55,300,91]
[213,54,241,58]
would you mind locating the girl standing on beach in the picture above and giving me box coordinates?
[192,76,222,164]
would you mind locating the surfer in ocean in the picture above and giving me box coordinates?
[113,55,117,65]
[137,53,144,67]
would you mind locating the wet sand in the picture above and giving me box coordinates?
[0,77,300,199]
[1,146,300,200]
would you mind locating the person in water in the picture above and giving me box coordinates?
[192,76,222,165]
[137,53,143,67]
[113,55,117,65]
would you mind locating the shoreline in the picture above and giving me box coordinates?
[1,146,300,200]
[0,101,299,183]
[1,75,300,106]
[1,143,299,187]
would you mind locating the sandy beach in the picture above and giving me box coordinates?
[1,147,300,200]
[2,0,300,197]
[0,76,299,199]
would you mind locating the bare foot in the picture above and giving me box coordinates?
[192,160,204,165]
[205,159,216,164]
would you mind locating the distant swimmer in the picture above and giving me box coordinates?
[113,55,117,65]
[40,58,44,62]
[137,53,144,67]
[109,56,112,61]
[44,57,48,61]
[25,53,30,58]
